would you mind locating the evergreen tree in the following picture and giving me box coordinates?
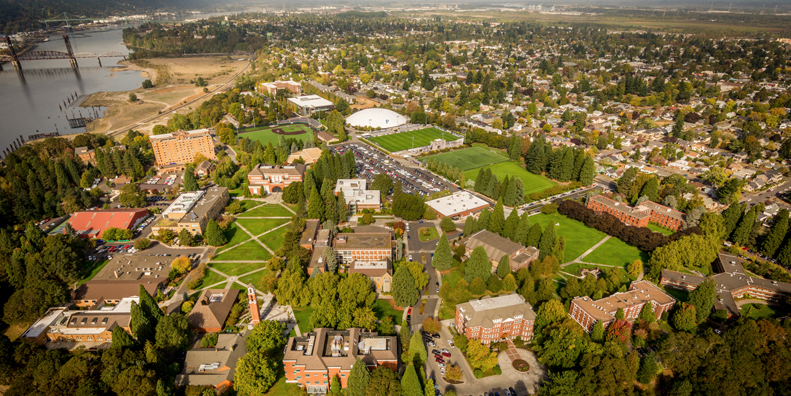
[497,255,510,279]
[508,135,522,160]
[205,219,227,246]
[474,170,485,193]
[514,179,525,205]
[687,277,717,323]
[464,246,491,282]
[526,137,546,174]
[778,238,791,268]
[638,302,655,323]
[572,149,586,180]
[347,358,371,396]
[432,233,453,271]
[721,203,743,239]
[591,321,604,343]
[479,168,492,195]
[731,206,756,245]
[579,156,595,185]
[761,209,789,258]
[514,213,531,244]
[478,210,491,231]
[401,363,423,396]
[538,223,556,260]
[526,224,542,247]
[392,265,419,307]
[307,187,325,221]
[640,177,660,202]
[559,148,575,182]
[503,210,519,240]
[130,301,154,342]
[183,167,199,191]
[485,174,499,199]
[503,177,518,207]
[488,200,505,235]
[463,216,478,236]
[617,167,638,195]
[407,332,427,366]
[637,352,659,384]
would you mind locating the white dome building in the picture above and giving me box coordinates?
[346,108,408,129]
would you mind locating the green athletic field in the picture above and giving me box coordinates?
[367,127,460,152]
[422,146,510,171]
[239,124,314,146]
[465,161,557,196]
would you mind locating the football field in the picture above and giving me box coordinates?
[422,146,510,171]
[367,127,460,152]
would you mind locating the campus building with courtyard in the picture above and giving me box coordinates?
[568,280,676,332]
[247,163,306,195]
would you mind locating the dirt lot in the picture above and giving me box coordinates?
[350,95,380,110]
[81,56,249,135]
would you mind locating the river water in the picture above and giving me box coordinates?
[0,8,260,156]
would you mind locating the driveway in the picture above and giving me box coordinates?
[406,221,441,252]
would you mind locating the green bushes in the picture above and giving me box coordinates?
[528,182,582,202]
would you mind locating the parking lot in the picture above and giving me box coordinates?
[331,143,458,197]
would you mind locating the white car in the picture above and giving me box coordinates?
[447,340,455,349]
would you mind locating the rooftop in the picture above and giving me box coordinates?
[178,187,228,226]
[148,128,212,140]
[466,229,525,262]
[426,192,489,217]
[456,294,536,328]
[333,233,392,250]
[571,280,676,322]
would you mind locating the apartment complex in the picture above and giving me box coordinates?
[283,328,398,393]
[660,253,791,316]
[465,230,540,272]
[348,259,393,293]
[149,129,217,166]
[247,163,307,195]
[568,281,676,332]
[426,191,489,219]
[587,195,686,231]
[334,179,381,211]
[151,187,229,235]
[455,294,537,344]
[259,80,302,95]
[332,233,393,264]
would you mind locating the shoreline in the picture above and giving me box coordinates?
[115,60,159,84]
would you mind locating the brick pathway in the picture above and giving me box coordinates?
[504,339,520,362]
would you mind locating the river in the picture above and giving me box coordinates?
[0,8,260,156]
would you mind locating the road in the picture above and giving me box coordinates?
[743,180,791,209]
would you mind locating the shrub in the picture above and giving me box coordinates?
[512,359,530,372]
[492,366,502,375]
[134,238,151,250]
[474,369,483,379]
[712,309,729,322]
[200,333,219,348]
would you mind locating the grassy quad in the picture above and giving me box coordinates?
[260,229,286,252]
[367,127,460,152]
[528,213,607,261]
[237,268,271,286]
[216,223,252,253]
[212,240,272,261]
[465,161,557,196]
[197,269,227,289]
[208,261,268,277]
[237,204,294,217]
[235,218,290,236]
[239,124,313,146]
[422,146,510,171]
[581,237,650,269]
[293,306,315,334]
[740,303,783,319]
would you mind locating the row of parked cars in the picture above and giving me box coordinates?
[484,388,519,396]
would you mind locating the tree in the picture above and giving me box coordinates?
[591,321,604,342]
[687,277,717,323]
[365,366,401,396]
[496,255,510,278]
[155,313,190,351]
[502,274,517,291]
[638,301,655,323]
[308,187,325,220]
[205,219,227,246]
[731,206,756,245]
[535,299,566,332]
[134,238,151,250]
[672,303,697,332]
[578,156,595,185]
[761,209,789,257]
[463,216,477,236]
[526,224,542,247]
[401,363,423,396]
[183,167,199,191]
[640,177,660,202]
[721,203,743,238]
[392,265,419,307]
[464,246,491,282]
[465,339,498,372]
[408,331,427,365]
[538,223,556,260]
[129,92,137,102]
[503,209,519,240]
[440,217,456,233]
[170,256,191,275]
[488,200,505,234]
[247,320,286,355]
[627,259,643,278]
[347,358,371,396]
[422,317,442,334]
[617,167,638,195]
[637,352,659,384]
[432,233,453,271]
[234,350,279,395]
[119,183,147,208]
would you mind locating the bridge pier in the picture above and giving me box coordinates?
[63,35,78,69]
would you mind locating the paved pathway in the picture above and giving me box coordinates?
[498,339,547,395]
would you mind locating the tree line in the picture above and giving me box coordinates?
[524,136,595,186]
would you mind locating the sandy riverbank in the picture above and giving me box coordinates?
[114,60,159,83]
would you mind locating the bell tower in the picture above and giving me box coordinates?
[248,284,261,326]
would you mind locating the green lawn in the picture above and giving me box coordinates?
[367,127,460,152]
[260,229,286,252]
[77,259,110,287]
[422,146,510,171]
[647,223,674,236]
[466,161,557,196]
[237,268,270,286]
[212,240,273,261]
[581,237,649,268]
[209,261,268,277]
[217,223,251,251]
[529,213,607,261]
[562,262,608,277]
[418,227,439,242]
[372,299,403,325]
[293,306,315,333]
[238,204,294,218]
[198,269,228,289]
[239,124,313,146]
[741,303,783,319]
[661,286,690,302]
[235,218,289,236]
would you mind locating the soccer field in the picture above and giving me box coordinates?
[367,127,460,152]
[465,161,557,196]
[422,146,510,171]
[239,123,314,146]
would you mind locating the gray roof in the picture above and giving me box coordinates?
[466,230,524,263]
[188,289,240,330]
[456,294,536,328]
[333,233,392,251]
[175,331,248,387]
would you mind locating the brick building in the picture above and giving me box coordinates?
[259,80,302,96]
[465,230,540,272]
[283,328,398,393]
[333,233,393,265]
[149,129,217,166]
[568,281,676,332]
[660,253,791,317]
[586,195,686,231]
[455,294,536,344]
[151,187,229,236]
[247,164,306,195]
[75,146,96,165]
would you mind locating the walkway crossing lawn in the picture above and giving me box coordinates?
[218,224,251,252]
[239,124,313,146]
[367,127,460,152]
[238,204,294,218]
[422,146,510,171]
[198,269,227,289]
[237,200,262,212]
[236,218,290,236]
[465,161,557,196]
[237,269,270,287]
[647,223,674,236]
[372,300,403,325]
[212,240,272,261]
[260,230,286,252]
[293,306,315,333]
[581,237,649,269]
[529,213,607,261]
[209,261,268,277]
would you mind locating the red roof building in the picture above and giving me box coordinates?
[67,208,149,239]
